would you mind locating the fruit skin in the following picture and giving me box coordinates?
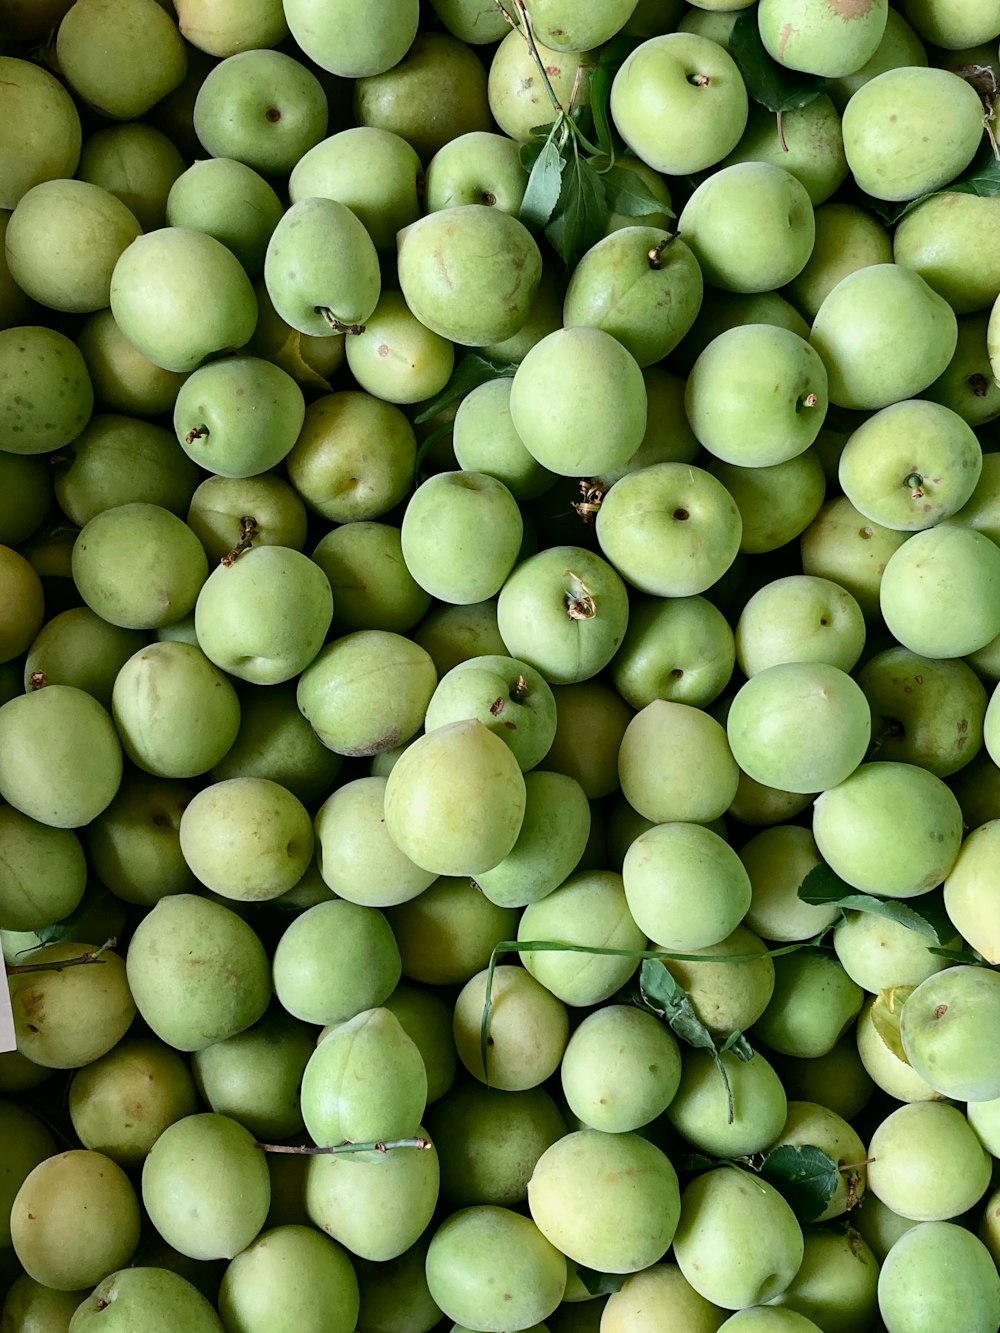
[0,56,82,210]
[281,0,419,77]
[879,525,1000,659]
[69,1267,225,1332]
[0,325,94,456]
[877,1221,1000,1333]
[610,33,749,177]
[866,1101,992,1222]
[943,819,1000,963]
[56,0,188,121]
[899,966,1000,1101]
[396,205,542,347]
[757,0,888,77]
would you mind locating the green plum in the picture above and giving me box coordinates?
[528,1130,680,1275]
[209,682,342,804]
[142,1112,270,1260]
[110,228,258,373]
[187,474,307,565]
[272,900,401,1025]
[678,163,816,294]
[424,654,555,771]
[5,178,141,314]
[838,398,982,530]
[740,824,840,943]
[264,197,381,338]
[842,66,985,202]
[800,495,909,619]
[69,1267,225,1332]
[757,0,887,75]
[727,661,871,794]
[174,355,305,477]
[281,0,418,77]
[397,205,541,346]
[11,1149,140,1292]
[735,575,866,676]
[878,1221,1000,1333]
[900,965,1000,1101]
[672,1168,804,1310]
[76,308,188,419]
[386,875,519,987]
[894,192,1000,315]
[508,326,647,477]
[488,29,595,143]
[314,776,435,907]
[0,804,86,930]
[0,684,122,827]
[867,1100,991,1221]
[611,593,735,710]
[667,1046,787,1159]
[344,290,455,405]
[623,821,751,949]
[313,521,431,636]
[401,472,523,605]
[296,629,436,757]
[813,761,964,897]
[0,324,93,455]
[710,448,826,554]
[618,699,740,824]
[453,965,568,1090]
[473,769,590,907]
[563,226,703,366]
[786,201,893,320]
[384,719,526,876]
[753,951,864,1058]
[76,121,185,232]
[879,525,1000,658]
[685,324,828,465]
[193,49,328,177]
[721,94,849,205]
[424,130,527,215]
[610,32,749,175]
[809,264,957,410]
[0,56,82,210]
[560,1005,681,1133]
[217,1225,360,1333]
[944,819,1000,963]
[56,0,187,120]
[125,893,271,1052]
[166,158,284,276]
[659,924,775,1035]
[289,127,422,252]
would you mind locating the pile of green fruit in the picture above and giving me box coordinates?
[4,0,1000,1330]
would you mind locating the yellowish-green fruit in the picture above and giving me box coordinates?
[943,819,1000,963]
[528,1130,680,1274]
[758,0,888,76]
[600,1262,726,1333]
[8,941,135,1069]
[56,0,188,120]
[11,1150,141,1291]
[866,1101,991,1221]
[217,1225,359,1333]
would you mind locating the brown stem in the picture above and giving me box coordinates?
[257,1137,431,1156]
[6,938,116,976]
[220,516,259,568]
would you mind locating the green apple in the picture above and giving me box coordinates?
[685,324,828,465]
[610,32,749,175]
[812,760,964,897]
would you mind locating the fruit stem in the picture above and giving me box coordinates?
[498,0,564,115]
[564,571,597,620]
[256,1138,432,1156]
[776,109,788,153]
[28,671,45,690]
[315,307,366,335]
[220,516,259,568]
[5,938,116,976]
[184,424,209,446]
[572,478,605,523]
[647,236,674,269]
[904,472,924,499]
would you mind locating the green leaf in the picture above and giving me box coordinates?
[926,945,995,966]
[519,135,566,230]
[545,152,608,268]
[639,960,715,1050]
[758,1144,841,1224]
[413,352,515,425]
[729,11,828,113]
[719,1029,754,1062]
[835,895,943,943]
[576,1267,626,1296]
[600,162,674,218]
[869,985,915,1064]
[589,65,615,160]
[36,885,112,945]
[948,138,1000,198]
[675,1152,717,1173]
[797,862,856,905]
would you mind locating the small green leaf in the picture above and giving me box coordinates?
[729,11,828,113]
[758,1144,841,1224]
[519,140,544,173]
[797,862,856,905]
[600,163,674,218]
[576,1267,626,1296]
[589,65,615,160]
[675,1152,717,1173]
[926,945,994,966]
[519,135,566,230]
[835,895,943,943]
[545,152,608,268]
[948,138,1000,198]
[36,886,112,945]
[413,352,515,425]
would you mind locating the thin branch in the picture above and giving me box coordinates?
[5,938,116,976]
[257,1137,431,1156]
